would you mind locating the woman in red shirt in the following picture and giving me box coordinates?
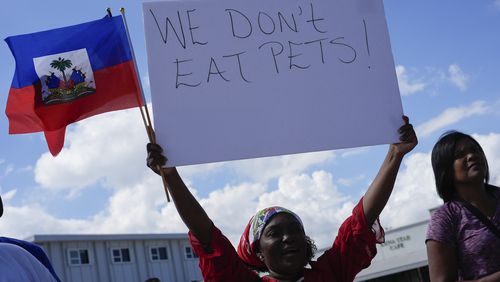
[147,116,417,282]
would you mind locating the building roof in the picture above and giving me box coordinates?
[26,233,189,243]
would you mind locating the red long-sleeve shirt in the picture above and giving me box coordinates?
[189,198,384,282]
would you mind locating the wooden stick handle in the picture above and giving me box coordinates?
[120,7,171,203]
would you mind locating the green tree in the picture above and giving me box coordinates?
[50,57,73,87]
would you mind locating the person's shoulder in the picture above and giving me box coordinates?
[0,236,22,244]
[0,236,43,252]
[0,243,57,281]
[429,201,462,223]
[431,202,453,214]
[426,203,462,243]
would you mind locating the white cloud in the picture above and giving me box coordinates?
[257,171,352,247]
[34,108,149,192]
[337,174,366,187]
[380,152,440,229]
[1,173,184,239]
[2,164,14,177]
[339,147,369,158]
[226,151,335,183]
[177,150,335,184]
[1,189,17,201]
[0,204,90,239]
[200,182,268,243]
[398,65,471,96]
[395,65,426,96]
[18,166,33,173]
[416,101,489,138]
[88,174,187,234]
[447,64,469,91]
[474,133,500,186]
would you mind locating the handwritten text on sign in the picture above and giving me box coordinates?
[143,0,403,166]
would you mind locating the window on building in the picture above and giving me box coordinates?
[184,246,199,259]
[150,246,168,261]
[68,249,90,266]
[111,248,131,263]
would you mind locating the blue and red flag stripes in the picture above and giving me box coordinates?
[5,15,143,156]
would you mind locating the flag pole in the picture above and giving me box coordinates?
[118,7,171,202]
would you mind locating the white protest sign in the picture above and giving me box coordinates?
[143,0,403,167]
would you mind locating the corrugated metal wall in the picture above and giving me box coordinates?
[38,237,203,282]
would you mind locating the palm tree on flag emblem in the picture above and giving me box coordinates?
[50,57,72,90]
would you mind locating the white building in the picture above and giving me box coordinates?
[355,220,430,282]
[27,233,203,282]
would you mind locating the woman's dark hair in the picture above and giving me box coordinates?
[250,236,317,273]
[305,235,317,263]
[431,131,489,202]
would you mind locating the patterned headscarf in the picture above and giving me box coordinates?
[237,206,303,268]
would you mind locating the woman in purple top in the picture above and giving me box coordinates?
[426,131,500,282]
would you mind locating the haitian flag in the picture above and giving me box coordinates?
[5,15,143,156]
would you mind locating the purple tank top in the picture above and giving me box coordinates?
[426,188,500,280]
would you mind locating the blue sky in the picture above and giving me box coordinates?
[0,0,499,249]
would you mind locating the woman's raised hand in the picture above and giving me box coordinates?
[392,115,418,157]
[146,143,167,175]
